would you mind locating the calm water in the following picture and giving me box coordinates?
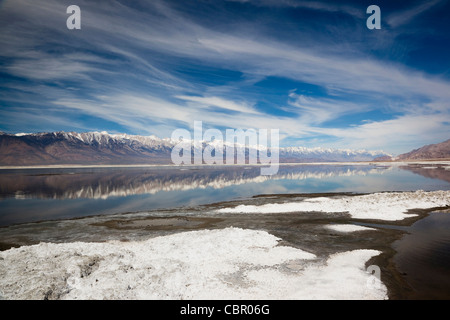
[0,163,449,226]
[393,211,450,299]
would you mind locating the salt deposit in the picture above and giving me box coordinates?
[0,227,386,300]
[325,224,376,233]
[217,190,450,221]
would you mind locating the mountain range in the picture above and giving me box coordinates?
[0,131,392,166]
[396,139,450,161]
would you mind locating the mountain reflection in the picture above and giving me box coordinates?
[400,164,450,183]
[0,165,389,200]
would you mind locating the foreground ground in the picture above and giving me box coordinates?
[0,190,449,299]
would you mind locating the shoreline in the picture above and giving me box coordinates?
[0,160,449,170]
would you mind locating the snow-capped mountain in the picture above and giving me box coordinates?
[0,131,390,166]
[0,131,174,166]
[280,146,389,162]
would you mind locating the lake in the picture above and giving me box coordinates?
[1,162,449,299]
[1,162,449,227]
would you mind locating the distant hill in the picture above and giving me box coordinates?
[0,131,390,166]
[397,139,450,161]
[372,155,394,162]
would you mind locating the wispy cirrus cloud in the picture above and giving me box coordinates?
[315,113,450,151]
[386,0,446,28]
[287,92,370,125]
[175,95,261,115]
[226,0,365,18]
[52,92,308,138]
[6,52,112,81]
[0,0,449,154]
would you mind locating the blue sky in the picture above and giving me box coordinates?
[0,0,449,154]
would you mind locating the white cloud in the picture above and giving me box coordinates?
[175,95,260,114]
[226,0,364,19]
[387,0,444,28]
[197,35,450,103]
[313,113,450,153]
[52,92,310,140]
[6,54,106,81]
[287,92,368,124]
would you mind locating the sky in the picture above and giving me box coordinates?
[0,0,449,154]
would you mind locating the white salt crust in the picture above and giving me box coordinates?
[0,227,386,300]
[217,190,450,221]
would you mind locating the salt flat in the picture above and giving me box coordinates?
[217,190,450,221]
[0,227,386,300]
